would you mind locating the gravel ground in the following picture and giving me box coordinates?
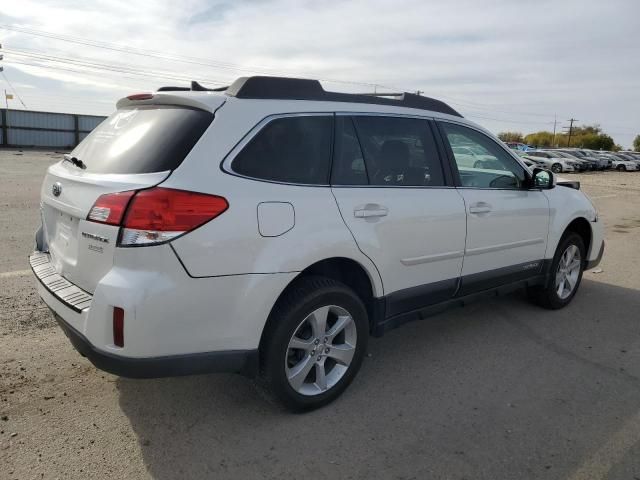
[1,150,640,479]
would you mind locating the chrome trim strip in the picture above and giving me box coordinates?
[400,250,464,266]
[464,238,545,256]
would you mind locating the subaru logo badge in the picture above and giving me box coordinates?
[52,182,62,197]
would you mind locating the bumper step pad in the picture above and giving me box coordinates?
[29,252,93,312]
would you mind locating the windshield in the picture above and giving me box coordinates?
[70,105,213,174]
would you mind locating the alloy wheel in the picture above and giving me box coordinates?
[285,305,357,396]
[555,244,582,300]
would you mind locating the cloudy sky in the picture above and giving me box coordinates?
[1,0,638,147]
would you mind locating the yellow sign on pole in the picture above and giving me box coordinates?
[5,93,13,100]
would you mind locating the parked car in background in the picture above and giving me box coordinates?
[557,149,609,170]
[585,150,614,170]
[527,150,579,173]
[520,155,548,169]
[613,159,640,171]
[552,151,598,171]
[604,152,640,167]
[620,151,640,162]
[598,153,640,171]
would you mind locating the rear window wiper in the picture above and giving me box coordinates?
[63,154,86,170]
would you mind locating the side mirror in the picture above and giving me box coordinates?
[531,168,555,189]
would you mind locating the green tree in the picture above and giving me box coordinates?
[573,133,614,150]
[634,135,640,152]
[524,131,555,148]
[572,124,602,136]
[498,131,524,142]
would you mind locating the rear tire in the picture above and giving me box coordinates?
[551,163,562,173]
[617,165,626,171]
[528,233,585,310]
[260,276,368,412]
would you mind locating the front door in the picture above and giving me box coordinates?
[438,121,550,295]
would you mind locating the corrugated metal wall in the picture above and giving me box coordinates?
[0,108,107,149]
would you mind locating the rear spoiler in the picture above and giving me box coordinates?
[115,91,226,112]
[157,81,229,92]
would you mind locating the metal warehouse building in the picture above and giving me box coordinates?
[0,108,107,149]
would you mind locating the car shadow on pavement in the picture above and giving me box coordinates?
[117,278,640,480]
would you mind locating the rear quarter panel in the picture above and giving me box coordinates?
[163,99,384,296]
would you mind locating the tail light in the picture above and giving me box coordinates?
[87,187,228,246]
[88,191,135,226]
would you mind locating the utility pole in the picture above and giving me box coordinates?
[415,90,424,96]
[563,118,578,147]
[552,114,557,147]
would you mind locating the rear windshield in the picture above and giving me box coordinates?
[70,106,213,174]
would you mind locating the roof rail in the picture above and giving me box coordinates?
[225,76,462,117]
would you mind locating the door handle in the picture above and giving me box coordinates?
[468,202,492,214]
[354,204,388,218]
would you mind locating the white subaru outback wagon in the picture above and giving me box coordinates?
[31,76,604,411]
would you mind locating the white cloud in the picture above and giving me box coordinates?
[1,0,638,146]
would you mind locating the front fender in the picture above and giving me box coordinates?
[543,187,602,262]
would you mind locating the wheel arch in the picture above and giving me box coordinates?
[259,257,383,354]
[562,217,592,259]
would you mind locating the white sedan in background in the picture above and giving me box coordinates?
[527,151,579,173]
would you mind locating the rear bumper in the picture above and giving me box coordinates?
[30,246,297,378]
[53,311,258,378]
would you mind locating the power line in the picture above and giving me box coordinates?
[2,25,634,142]
[4,48,234,85]
[442,96,561,118]
[2,24,589,123]
[5,59,203,90]
[465,112,555,126]
[0,24,398,90]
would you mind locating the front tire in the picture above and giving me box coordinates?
[260,276,368,412]
[617,165,626,171]
[528,233,585,309]
[551,163,562,173]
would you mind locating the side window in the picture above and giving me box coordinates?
[232,115,333,184]
[441,122,527,189]
[350,116,445,187]
[331,116,368,185]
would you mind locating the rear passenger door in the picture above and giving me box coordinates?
[331,115,467,318]
[438,121,550,295]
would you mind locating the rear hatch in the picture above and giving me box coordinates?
[39,102,215,293]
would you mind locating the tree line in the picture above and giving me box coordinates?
[498,126,640,152]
